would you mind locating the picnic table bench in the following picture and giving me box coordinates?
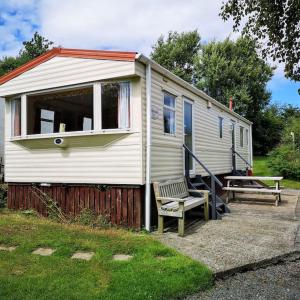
[223,176,283,206]
[153,178,209,236]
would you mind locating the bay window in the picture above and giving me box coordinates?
[11,81,131,138]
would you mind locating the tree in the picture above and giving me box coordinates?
[0,32,54,76]
[195,37,273,119]
[220,0,300,82]
[20,32,53,61]
[151,30,201,83]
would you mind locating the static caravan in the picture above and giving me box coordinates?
[0,48,252,230]
[0,98,4,179]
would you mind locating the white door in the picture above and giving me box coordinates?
[183,99,194,173]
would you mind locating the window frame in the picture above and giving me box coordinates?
[240,126,244,148]
[9,81,133,140]
[218,116,223,139]
[11,97,22,137]
[163,91,176,135]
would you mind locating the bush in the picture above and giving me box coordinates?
[268,144,300,180]
[0,184,8,208]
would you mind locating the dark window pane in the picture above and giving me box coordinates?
[101,82,130,129]
[219,117,223,138]
[27,87,93,135]
[164,108,175,134]
[164,93,175,108]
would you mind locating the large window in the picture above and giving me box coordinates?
[11,98,21,137]
[240,126,244,147]
[101,82,130,129]
[27,87,93,135]
[163,92,176,134]
[218,116,223,138]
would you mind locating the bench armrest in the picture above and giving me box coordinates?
[156,197,186,203]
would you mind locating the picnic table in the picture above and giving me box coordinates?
[223,176,283,206]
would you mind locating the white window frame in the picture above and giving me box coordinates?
[183,97,195,175]
[240,126,244,148]
[9,81,133,140]
[163,91,176,135]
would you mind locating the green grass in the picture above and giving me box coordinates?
[254,156,300,189]
[0,210,212,300]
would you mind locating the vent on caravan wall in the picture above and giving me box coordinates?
[54,138,67,148]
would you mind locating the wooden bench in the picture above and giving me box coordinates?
[153,178,209,236]
[224,176,283,206]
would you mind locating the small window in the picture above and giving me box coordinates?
[11,98,21,137]
[163,92,176,134]
[240,126,244,147]
[102,82,130,129]
[218,117,223,138]
[245,128,249,146]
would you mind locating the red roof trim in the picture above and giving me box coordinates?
[0,47,137,85]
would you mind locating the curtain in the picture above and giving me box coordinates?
[12,99,21,136]
[118,82,130,129]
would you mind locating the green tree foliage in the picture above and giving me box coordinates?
[150,30,201,83]
[0,32,54,76]
[220,0,300,82]
[195,37,274,118]
[268,115,300,180]
[254,105,283,155]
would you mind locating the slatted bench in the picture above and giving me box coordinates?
[224,176,283,206]
[153,178,209,236]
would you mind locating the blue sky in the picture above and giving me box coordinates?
[0,0,299,107]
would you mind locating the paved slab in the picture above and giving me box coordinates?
[155,190,300,274]
[113,254,133,261]
[32,247,55,256]
[71,251,94,261]
[0,245,17,252]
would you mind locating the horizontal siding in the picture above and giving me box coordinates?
[0,99,4,163]
[0,57,136,96]
[147,69,251,181]
[4,75,144,185]
[5,133,142,184]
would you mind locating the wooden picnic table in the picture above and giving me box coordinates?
[223,176,283,206]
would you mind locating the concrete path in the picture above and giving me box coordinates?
[155,190,300,274]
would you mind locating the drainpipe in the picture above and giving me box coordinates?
[249,123,253,170]
[145,62,152,231]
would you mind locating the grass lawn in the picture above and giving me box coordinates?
[253,156,300,189]
[0,210,212,300]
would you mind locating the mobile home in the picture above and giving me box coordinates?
[0,48,252,230]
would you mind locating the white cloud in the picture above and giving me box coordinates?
[39,0,237,54]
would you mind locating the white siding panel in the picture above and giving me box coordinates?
[0,57,135,96]
[4,76,144,185]
[147,69,251,182]
[5,133,142,184]
[0,98,4,163]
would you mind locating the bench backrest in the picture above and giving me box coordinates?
[153,178,189,205]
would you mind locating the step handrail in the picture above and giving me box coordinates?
[232,148,252,168]
[183,144,223,187]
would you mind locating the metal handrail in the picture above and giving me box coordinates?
[183,144,223,187]
[232,148,252,168]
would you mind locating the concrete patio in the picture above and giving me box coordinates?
[154,190,300,275]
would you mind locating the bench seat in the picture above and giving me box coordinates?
[223,187,281,194]
[153,178,209,236]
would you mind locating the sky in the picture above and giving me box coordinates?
[0,0,299,107]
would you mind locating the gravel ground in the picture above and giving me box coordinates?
[186,260,300,300]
